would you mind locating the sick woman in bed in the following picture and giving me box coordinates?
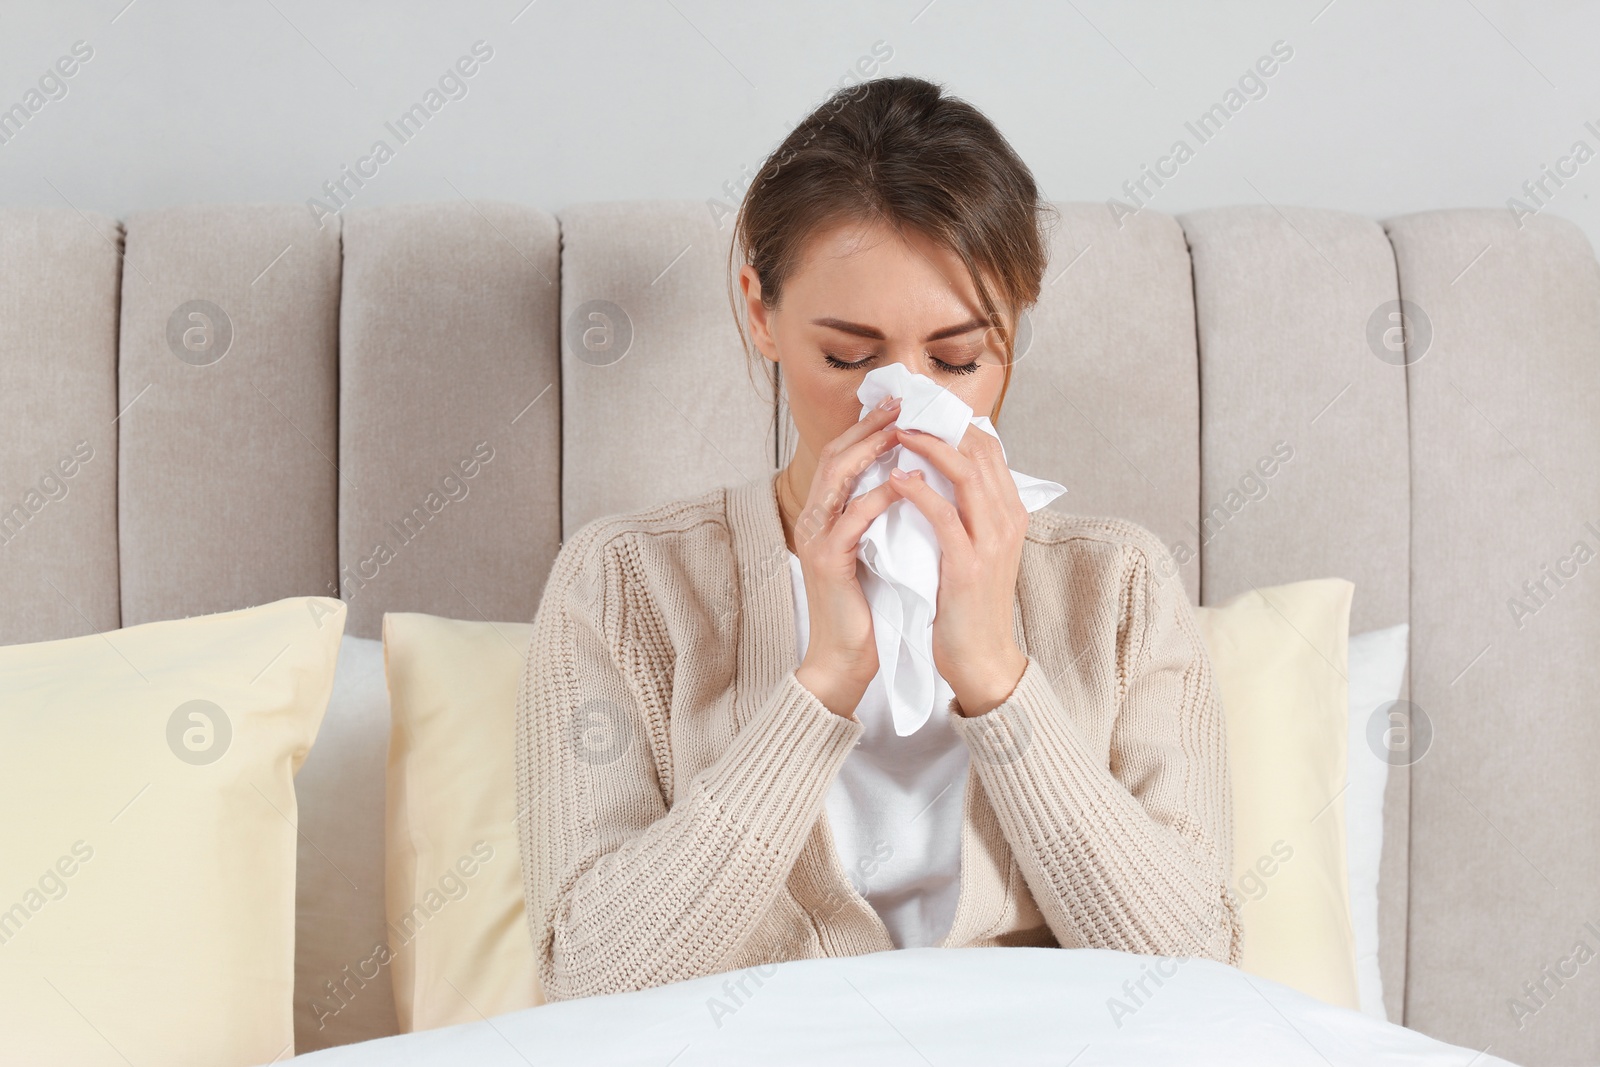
[514,75,1244,1002]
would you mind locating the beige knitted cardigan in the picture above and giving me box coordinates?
[515,471,1244,1002]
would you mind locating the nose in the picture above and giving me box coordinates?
[887,351,931,379]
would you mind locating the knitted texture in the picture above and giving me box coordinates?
[514,472,1244,1002]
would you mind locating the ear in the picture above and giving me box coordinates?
[739,264,778,363]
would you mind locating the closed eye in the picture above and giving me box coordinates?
[823,351,981,375]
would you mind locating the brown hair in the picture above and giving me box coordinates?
[727,74,1057,443]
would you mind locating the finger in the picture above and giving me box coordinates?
[953,423,1029,536]
[819,398,908,470]
[810,401,902,495]
[955,421,1011,470]
[799,420,901,541]
[825,478,898,556]
[888,468,974,566]
[795,475,893,558]
[894,426,1008,542]
[891,426,968,483]
[827,420,902,492]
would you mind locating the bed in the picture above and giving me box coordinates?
[2,199,1596,1066]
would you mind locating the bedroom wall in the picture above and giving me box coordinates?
[0,0,1596,254]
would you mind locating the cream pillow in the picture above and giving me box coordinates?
[0,595,346,1067]
[377,585,1362,1024]
[1195,578,1359,1011]
[382,613,541,1032]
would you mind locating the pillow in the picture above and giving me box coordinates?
[1194,578,1360,1011]
[294,634,401,1051]
[376,591,1374,1025]
[0,595,346,1067]
[1345,622,1409,1022]
[382,613,541,1031]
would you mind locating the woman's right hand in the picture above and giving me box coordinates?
[790,394,904,720]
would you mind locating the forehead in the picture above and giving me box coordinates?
[783,217,984,322]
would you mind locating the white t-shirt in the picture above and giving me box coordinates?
[786,550,969,949]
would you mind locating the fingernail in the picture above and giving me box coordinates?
[890,467,907,480]
[877,395,901,410]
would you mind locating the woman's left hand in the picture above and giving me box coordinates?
[888,423,1030,717]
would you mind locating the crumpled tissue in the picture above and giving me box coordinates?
[848,363,1068,736]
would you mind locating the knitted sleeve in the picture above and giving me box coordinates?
[946,533,1244,966]
[514,522,865,1002]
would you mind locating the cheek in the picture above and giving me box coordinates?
[784,365,868,449]
[950,379,1000,416]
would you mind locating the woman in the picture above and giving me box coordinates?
[515,75,1243,1003]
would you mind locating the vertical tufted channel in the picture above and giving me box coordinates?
[0,208,122,643]
[1180,204,1412,1025]
[987,202,1204,599]
[559,201,778,534]
[1387,208,1600,1065]
[338,201,562,638]
[117,205,341,627]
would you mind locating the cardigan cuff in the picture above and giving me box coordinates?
[697,669,865,856]
[946,652,1055,766]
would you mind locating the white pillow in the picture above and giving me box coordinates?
[1344,623,1410,1023]
[294,635,400,1051]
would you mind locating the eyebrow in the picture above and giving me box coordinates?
[810,316,988,343]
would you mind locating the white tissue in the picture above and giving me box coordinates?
[849,363,1068,735]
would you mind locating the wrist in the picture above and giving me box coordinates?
[794,660,867,721]
[950,647,1029,718]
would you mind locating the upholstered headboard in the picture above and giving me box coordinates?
[2,200,1596,1065]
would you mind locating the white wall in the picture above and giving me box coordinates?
[1,0,1597,251]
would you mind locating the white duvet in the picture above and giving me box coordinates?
[280,946,1516,1066]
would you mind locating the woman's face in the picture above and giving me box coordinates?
[740,217,1010,472]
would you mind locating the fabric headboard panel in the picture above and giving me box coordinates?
[338,202,563,640]
[1388,209,1600,1058]
[1180,204,1414,1024]
[118,205,342,630]
[558,201,779,535]
[1180,205,1412,634]
[0,209,121,644]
